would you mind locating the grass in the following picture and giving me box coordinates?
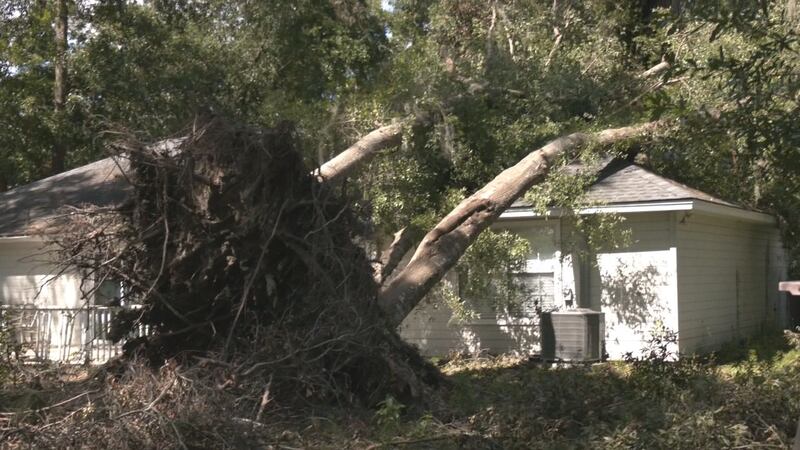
[369,330,800,449]
[1,331,799,449]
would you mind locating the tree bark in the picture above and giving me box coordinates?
[377,120,666,327]
[639,60,670,79]
[51,0,68,175]
[313,122,404,184]
[374,226,422,284]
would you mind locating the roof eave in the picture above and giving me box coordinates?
[499,199,776,225]
[691,199,775,225]
[0,235,46,243]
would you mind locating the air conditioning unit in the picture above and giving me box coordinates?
[540,309,604,362]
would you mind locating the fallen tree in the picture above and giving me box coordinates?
[377,120,667,326]
[53,119,439,406]
[52,114,668,409]
[312,58,672,187]
[313,122,404,184]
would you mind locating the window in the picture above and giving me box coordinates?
[509,272,555,317]
[93,280,122,306]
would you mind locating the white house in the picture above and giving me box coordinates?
[0,156,789,362]
[399,160,789,359]
[0,158,132,363]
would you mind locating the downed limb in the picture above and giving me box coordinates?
[377,120,667,326]
[374,225,423,284]
[313,122,405,184]
[314,75,528,185]
[316,55,670,187]
[640,59,671,79]
[0,389,102,416]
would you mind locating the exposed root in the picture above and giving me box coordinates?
[48,118,440,409]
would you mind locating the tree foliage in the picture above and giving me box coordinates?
[3,1,800,304]
[3,3,800,448]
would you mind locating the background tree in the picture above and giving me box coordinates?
[52,0,68,174]
[3,0,800,325]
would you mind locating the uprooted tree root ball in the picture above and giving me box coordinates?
[49,118,440,407]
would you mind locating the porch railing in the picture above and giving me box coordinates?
[0,305,149,364]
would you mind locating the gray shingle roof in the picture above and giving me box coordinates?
[0,158,130,237]
[512,159,737,209]
[584,160,736,206]
[0,154,740,238]
[0,139,186,238]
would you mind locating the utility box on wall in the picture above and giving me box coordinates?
[540,309,605,362]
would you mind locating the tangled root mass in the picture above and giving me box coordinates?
[54,119,438,406]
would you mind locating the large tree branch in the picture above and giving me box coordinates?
[316,57,669,186]
[374,226,423,284]
[313,122,405,184]
[317,46,554,187]
[377,120,667,327]
[640,60,671,79]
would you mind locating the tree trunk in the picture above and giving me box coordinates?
[377,121,665,327]
[51,0,68,175]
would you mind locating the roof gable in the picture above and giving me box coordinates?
[584,160,736,207]
[0,158,129,237]
[511,158,737,209]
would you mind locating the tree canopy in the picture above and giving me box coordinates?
[2,0,799,275]
[3,3,800,446]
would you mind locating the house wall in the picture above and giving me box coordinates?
[676,212,786,354]
[399,212,681,359]
[0,238,90,361]
[399,220,562,356]
[579,212,679,359]
[0,239,84,308]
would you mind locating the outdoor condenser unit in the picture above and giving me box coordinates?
[540,309,605,362]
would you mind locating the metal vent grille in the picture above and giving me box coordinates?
[540,309,605,361]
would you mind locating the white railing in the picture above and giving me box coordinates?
[0,305,149,364]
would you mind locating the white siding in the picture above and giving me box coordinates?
[399,220,561,356]
[0,238,90,361]
[399,213,681,359]
[676,213,785,354]
[399,298,544,356]
[583,212,679,359]
[0,239,84,308]
[399,209,786,359]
